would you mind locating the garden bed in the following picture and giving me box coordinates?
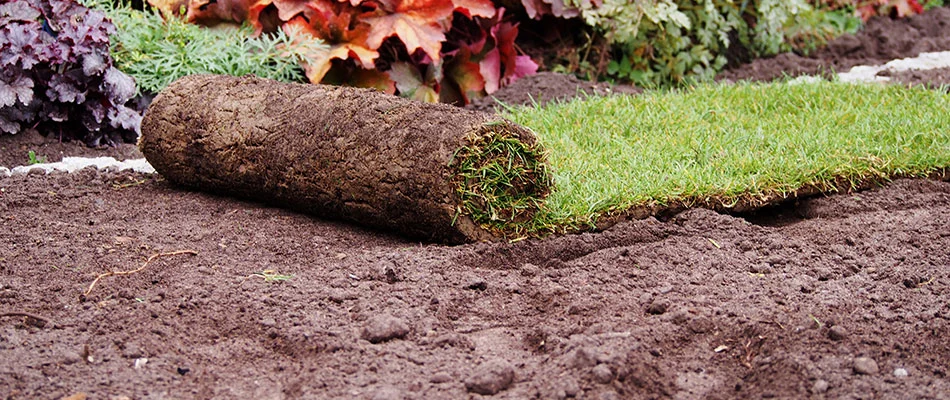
[1,7,949,399]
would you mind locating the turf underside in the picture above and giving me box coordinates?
[503,81,950,234]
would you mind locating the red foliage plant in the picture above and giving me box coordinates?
[853,0,925,20]
[153,0,539,104]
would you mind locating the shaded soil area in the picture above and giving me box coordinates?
[717,6,950,82]
[2,7,950,400]
[467,72,641,113]
[0,129,143,169]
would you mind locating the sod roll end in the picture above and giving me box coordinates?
[139,74,551,243]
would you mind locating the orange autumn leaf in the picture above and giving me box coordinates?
[445,45,485,104]
[892,0,924,18]
[293,1,371,44]
[856,0,923,20]
[146,0,188,16]
[284,15,378,83]
[364,0,455,61]
[452,0,495,18]
[347,69,397,94]
[246,0,277,33]
[270,0,313,21]
[298,43,378,83]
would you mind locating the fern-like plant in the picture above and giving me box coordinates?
[86,0,328,94]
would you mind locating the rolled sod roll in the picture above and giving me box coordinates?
[139,75,551,243]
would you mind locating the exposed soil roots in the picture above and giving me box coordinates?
[82,249,198,298]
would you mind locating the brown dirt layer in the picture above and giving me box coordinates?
[466,72,642,113]
[882,66,950,88]
[0,129,143,169]
[2,170,950,399]
[140,74,548,244]
[716,6,950,83]
[2,7,950,400]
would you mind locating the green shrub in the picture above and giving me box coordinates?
[563,0,855,87]
[85,0,327,94]
[783,6,861,55]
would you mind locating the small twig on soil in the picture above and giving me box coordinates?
[242,269,294,284]
[740,339,755,369]
[917,277,936,287]
[83,250,198,298]
[756,319,786,330]
[0,312,54,328]
[112,177,149,189]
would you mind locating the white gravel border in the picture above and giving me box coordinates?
[0,156,155,177]
[837,50,950,83]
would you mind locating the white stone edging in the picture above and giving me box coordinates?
[1,157,155,177]
[837,51,950,83]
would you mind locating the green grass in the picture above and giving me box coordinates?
[451,124,551,235]
[503,81,950,233]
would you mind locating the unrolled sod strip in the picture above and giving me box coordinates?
[139,75,551,244]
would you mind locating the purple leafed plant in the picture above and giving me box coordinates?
[0,0,140,146]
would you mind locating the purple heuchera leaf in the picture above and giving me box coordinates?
[0,113,20,134]
[0,82,18,108]
[47,74,86,103]
[85,100,105,125]
[58,11,113,52]
[0,1,41,21]
[103,67,135,103]
[0,75,34,107]
[48,0,79,17]
[43,102,68,122]
[82,53,106,75]
[108,105,142,132]
[1,24,45,68]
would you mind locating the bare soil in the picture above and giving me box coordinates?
[2,8,950,400]
[716,6,950,83]
[0,128,143,169]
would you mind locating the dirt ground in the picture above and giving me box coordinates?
[2,7,950,400]
[716,5,950,83]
